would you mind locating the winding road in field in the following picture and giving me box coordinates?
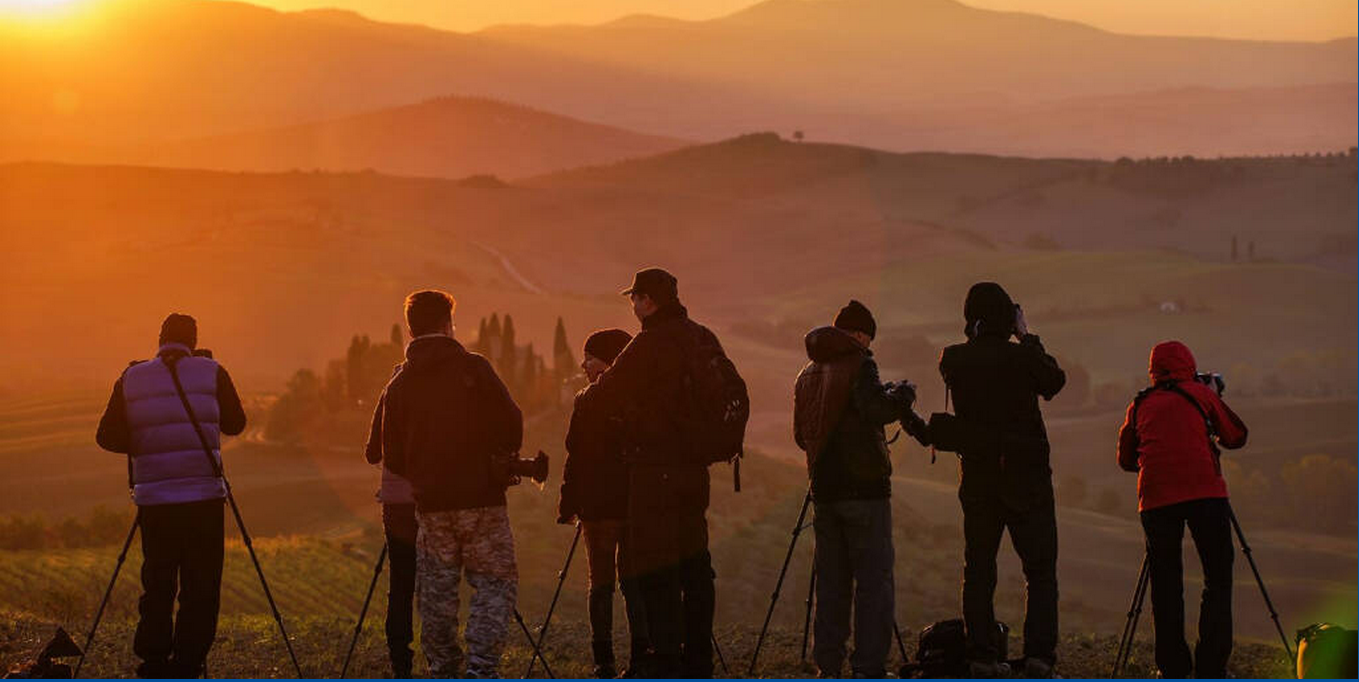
[473,241,544,295]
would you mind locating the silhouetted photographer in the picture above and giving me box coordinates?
[937,282,1065,678]
[1116,341,1248,679]
[372,290,524,678]
[559,328,649,678]
[793,300,916,678]
[94,314,247,678]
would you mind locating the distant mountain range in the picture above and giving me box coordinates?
[0,0,1353,162]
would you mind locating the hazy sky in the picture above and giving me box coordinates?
[249,0,1357,41]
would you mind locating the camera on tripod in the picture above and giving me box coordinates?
[491,450,550,488]
[1194,371,1225,396]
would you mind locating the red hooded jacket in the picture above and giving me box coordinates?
[1116,341,1248,511]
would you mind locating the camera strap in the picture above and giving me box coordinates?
[164,353,229,483]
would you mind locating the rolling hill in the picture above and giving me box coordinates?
[0,0,1353,159]
[9,96,688,179]
[1,134,1354,394]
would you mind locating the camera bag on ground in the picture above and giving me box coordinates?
[680,326,750,490]
[898,618,1009,678]
[5,627,81,679]
[1296,622,1357,678]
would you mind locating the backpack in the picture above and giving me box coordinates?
[679,325,750,491]
[1297,623,1358,679]
[899,619,1009,679]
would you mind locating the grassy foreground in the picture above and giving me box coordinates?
[3,611,1293,679]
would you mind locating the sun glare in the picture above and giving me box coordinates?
[0,0,89,19]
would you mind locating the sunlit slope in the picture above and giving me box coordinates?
[2,135,1353,390]
[11,96,688,179]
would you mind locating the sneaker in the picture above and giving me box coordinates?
[968,660,1012,678]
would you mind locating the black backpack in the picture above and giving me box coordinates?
[900,619,1009,679]
[679,325,750,490]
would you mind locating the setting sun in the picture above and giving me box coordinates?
[0,0,88,18]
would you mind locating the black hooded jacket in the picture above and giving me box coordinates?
[578,302,718,516]
[794,327,902,502]
[377,335,523,511]
[939,283,1066,509]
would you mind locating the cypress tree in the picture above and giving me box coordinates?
[500,315,517,378]
[552,317,575,379]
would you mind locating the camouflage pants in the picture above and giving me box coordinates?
[416,505,519,678]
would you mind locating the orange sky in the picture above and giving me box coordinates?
[246,0,1357,40]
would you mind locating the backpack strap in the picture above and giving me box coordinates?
[1132,380,1219,456]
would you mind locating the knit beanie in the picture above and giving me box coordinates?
[583,328,633,365]
[833,300,876,340]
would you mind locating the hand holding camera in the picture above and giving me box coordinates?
[491,450,550,489]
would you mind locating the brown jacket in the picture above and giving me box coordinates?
[794,326,901,502]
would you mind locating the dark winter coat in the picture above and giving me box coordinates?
[376,335,522,512]
[794,327,901,502]
[559,388,629,522]
[578,302,717,516]
[1117,341,1248,511]
[938,332,1066,510]
[96,343,247,506]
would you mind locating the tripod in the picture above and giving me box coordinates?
[73,509,140,679]
[339,542,389,679]
[165,358,305,677]
[748,491,907,676]
[524,522,582,678]
[1110,506,1294,678]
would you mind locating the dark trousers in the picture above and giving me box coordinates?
[960,495,1058,664]
[1141,497,1234,679]
[812,498,895,678]
[382,503,418,676]
[583,519,649,670]
[133,499,225,674]
[629,511,714,678]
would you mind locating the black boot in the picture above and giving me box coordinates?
[390,647,414,679]
[589,586,617,678]
[592,640,617,679]
[135,658,173,679]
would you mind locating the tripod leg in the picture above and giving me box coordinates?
[712,633,729,675]
[800,565,816,662]
[1112,554,1150,678]
[514,609,556,679]
[747,492,813,676]
[1228,507,1295,660]
[340,543,388,679]
[74,510,140,679]
[893,621,908,666]
[225,493,304,677]
[525,523,582,678]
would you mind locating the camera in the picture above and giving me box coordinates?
[490,450,550,488]
[884,381,931,447]
[1194,372,1225,396]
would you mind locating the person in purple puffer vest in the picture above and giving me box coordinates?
[96,314,246,678]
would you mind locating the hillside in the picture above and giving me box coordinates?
[14,96,688,179]
[0,0,1354,157]
[2,137,1354,390]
